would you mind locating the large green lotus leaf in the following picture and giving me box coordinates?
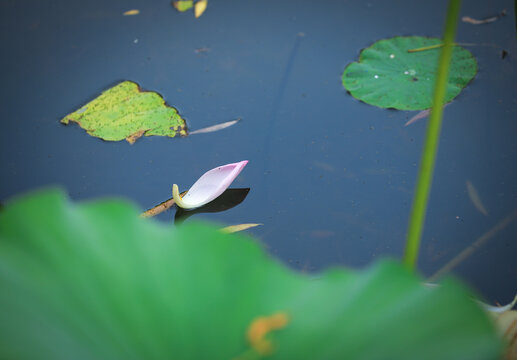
[61,81,187,143]
[342,36,477,110]
[0,189,501,359]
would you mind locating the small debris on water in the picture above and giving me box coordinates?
[374,75,379,79]
[194,47,210,54]
[123,9,140,16]
[189,118,241,135]
[461,9,506,25]
[466,180,489,216]
[133,38,139,44]
[389,54,395,59]
[404,102,449,127]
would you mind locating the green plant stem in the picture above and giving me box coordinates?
[403,0,462,270]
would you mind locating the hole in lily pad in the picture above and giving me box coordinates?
[342,36,477,110]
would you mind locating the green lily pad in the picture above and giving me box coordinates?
[342,36,477,110]
[61,81,187,143]
[0,189,502,359]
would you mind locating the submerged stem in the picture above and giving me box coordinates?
[141,190,188,218]
[428,209,517,281]
[403,0,462,270]
[408,43,454,52]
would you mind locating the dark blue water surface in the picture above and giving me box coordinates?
[1,0,516,302]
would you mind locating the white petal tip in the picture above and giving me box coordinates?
[172,184,190,209]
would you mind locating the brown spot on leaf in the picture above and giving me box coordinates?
[126,129,147,144]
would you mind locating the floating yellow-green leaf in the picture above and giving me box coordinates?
[220,223,262,234]
[123,9,140,16]
[194,0,207,18]
[61,81,186,144]
[342,36,477,110]
[172,0,194,12]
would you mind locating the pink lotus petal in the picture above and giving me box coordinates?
[173,161,248,209]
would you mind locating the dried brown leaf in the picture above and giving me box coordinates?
[123,9,140,16]
[461,10,506,25]
[220,223,262,234]
[466,180,489,216]
[189,119,240,135]
[195,0,207,18]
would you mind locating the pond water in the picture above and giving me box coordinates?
[1,0,516,303]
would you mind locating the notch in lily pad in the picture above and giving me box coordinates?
[61,81,187,144]
[342,36,477,110]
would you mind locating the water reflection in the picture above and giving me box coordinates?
[174,188,250,224]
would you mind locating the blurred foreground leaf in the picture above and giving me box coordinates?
[0,189,502,359]
[61,81,186,143]
[342,36,477,110]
